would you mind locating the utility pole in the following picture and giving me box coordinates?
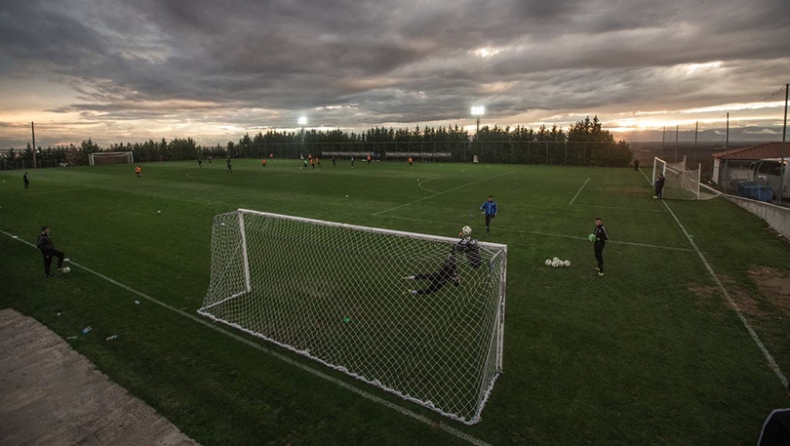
[31,121,37,169]
[725,113,729,148]
[779,83,788,203]
[674,125,679,163]
[661,126,665,146]
[694,121,698,160]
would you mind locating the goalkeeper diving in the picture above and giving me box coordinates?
[404,252,461,295]
[454,225,482,268]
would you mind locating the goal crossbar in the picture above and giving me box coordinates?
[88,151,134,166]
[199,209,507,424]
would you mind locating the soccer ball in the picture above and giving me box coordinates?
[545,259,552,266]
[552,257,559,263]
[551,259,560,268]
[461,226,472,236]
[563,260,571,267]
[62,267,71,273]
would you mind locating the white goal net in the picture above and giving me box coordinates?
[89,151,134,166]
[652,156,718,200]
[198,209,507,424]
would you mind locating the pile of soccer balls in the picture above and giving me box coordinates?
[545,257,571,268]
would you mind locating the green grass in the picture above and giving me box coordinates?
[1,159,789,445]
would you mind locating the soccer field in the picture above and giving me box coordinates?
[1,159,789,445]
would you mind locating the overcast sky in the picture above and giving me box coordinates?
[1,0,788,148]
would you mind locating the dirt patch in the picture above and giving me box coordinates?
[688,283,717,299]
[748,267,790,317]
[688,281,767,318]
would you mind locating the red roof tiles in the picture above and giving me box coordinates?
[713,142,790,160]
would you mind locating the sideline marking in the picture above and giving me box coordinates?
[0,228,493,446]
[0,187,85,198]
[568,177,590,205]
[374,170,515,216]
[637,170,788,388]
[379,215,695,252]
[570,203,664,213]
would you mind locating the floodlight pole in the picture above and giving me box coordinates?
[470,106,484,163]
[674,125,679,163]
[31,121,37,169]
[779,83,788,203]
[725,113,729,148]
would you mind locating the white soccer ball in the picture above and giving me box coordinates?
[462,225,472,236]
[62,267,71,273]
[563,260,571,267]
[553,257,559,263]
[545,259,552,266]
[551,259,560,268]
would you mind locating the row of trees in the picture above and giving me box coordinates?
[3,116,632,167]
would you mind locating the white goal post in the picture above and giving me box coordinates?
[198,209,508,424]
[89,151,134,166]
[652,156,717,200]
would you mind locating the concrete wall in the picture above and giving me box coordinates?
[723,194,790,239]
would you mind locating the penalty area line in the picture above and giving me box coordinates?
[377,215,694,252]
[0,228,493,446]
[374,170,516,216]
[568,177,590,205]
[637,170,788,389]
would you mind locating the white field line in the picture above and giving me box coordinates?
[568,177,590,205]
[570,203,664,213]
[378,215,695,252]
[417,178,441,194]
[0,187,85,198]
[637,170,788,388]
[374,170,516,216]
[0,228,493,446]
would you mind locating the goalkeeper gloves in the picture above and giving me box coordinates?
[588,234,596,242]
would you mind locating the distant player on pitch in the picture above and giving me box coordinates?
[480,195,497,234]
[135,165,142,178]
[261,158,267,168]
[23,171,30,189]
[589,217,609,276]
[37,226,66,278]
[654,173,665,199]
[404,252,461,295]
[198,157,202,168]
[226,157,232,173]
[408,156,413,167]
[454,226,482,268]
[350,156,355,168]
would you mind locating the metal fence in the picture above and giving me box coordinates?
[0,159,61,171]
[235,140,630,167]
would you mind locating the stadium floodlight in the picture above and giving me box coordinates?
[470,106,485,162]
[199,209,508,424]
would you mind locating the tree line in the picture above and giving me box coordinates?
[2,116,632,167]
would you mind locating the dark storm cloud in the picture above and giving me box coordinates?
[1,0,789,139]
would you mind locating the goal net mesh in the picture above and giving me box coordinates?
[653,157,718,200]
[89,152,134,166]
[198,210,507,424]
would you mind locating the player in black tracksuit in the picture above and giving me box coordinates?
[758,384,790,445]
[37,226,66,277]
[592,217,609,276]
[654,174,665,199]
[405,253,461,295]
